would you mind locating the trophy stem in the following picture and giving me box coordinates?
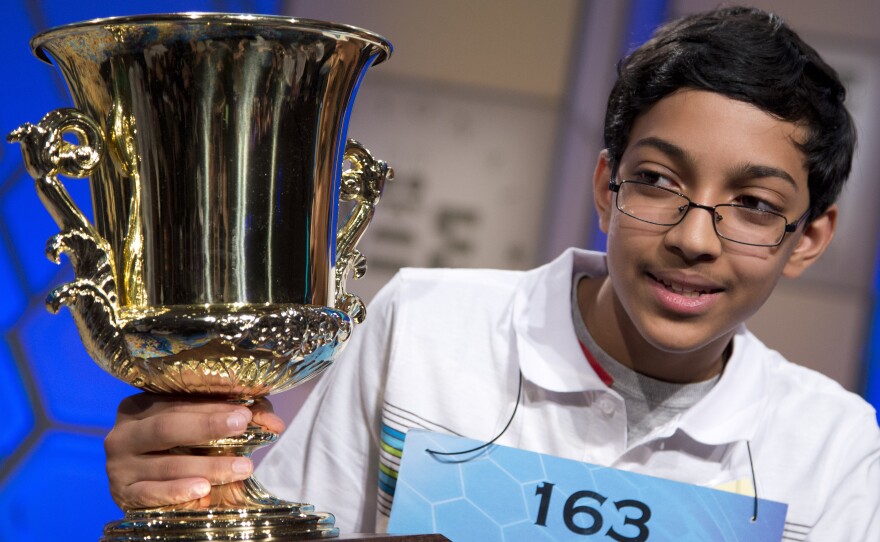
[102,424,340,541]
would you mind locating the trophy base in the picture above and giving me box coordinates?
[101,503,338,541]
[102,426,339,541]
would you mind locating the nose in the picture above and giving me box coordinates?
[663,202,722,261]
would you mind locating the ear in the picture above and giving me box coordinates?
[782,204,837,278]
[593,149,615,234]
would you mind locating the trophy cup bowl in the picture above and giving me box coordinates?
[8,13,393,541]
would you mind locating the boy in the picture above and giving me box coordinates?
[105,6,880,540]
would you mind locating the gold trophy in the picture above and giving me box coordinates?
[9,13,393,541]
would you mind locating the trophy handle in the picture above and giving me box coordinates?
[8,108,104,232]
[7,108,127,374]
[335,139,392,323]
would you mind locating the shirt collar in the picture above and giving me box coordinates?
[676,328,767,444]
[512,248,610,393]
[511,247,767,444]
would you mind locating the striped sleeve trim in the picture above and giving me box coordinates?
[379,460,398,480]
[381,426,406,456]
[376,401,461,517]
[781,521,811,541]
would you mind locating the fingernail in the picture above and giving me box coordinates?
[190,481,210,499]
[227,412,247,432]
[232,458,252,475]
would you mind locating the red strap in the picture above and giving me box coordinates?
[579,341,614,387]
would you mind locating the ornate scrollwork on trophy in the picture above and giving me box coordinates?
[336,139,394,323]
[45,228,130,376]
[8,108,104,181]
[7,108,131,377]
[121,306,352,396]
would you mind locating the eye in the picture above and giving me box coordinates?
[631,170,677,190]
[736,194,782,213]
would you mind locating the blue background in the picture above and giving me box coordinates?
[0,2,280,540]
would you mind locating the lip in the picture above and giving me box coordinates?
[647,271,725,315]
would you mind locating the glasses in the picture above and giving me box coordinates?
[608,179,809,247]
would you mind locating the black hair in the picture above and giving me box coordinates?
[604,6,855,220]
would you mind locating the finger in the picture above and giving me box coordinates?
[114,478,212,510]
[251,397,275,415]
[113,454,253,487]
[251,398,286,434]
[148,409,254,450]
[107,409,253,456]
[252,410,286,434]
[119,393,248,420]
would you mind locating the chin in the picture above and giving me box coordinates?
[635,315,737,355]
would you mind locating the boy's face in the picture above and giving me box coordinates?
[593,89,836,361]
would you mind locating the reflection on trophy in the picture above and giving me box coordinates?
[8,13,392,541]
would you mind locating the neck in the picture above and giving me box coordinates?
[577,276,731,384]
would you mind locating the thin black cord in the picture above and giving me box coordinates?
[425,372,761,524]
[747,440,759,522]
[426,370,523,457]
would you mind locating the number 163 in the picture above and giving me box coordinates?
[534,482,652,541]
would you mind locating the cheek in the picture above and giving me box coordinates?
[726,241,793,282]
[607,212,670,241]
[723,242,778,261]
[726,252,790,316]
[604,217,672,287]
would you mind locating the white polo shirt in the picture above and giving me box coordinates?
[257,248,880,541]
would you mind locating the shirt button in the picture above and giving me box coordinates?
[597,398,615,415]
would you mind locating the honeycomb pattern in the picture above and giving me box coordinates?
[0,1,282,540]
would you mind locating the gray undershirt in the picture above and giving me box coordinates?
[571,273,720,445]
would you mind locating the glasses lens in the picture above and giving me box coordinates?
[615,182,790,246]
[617,182,687,226]
[715,206,786,246]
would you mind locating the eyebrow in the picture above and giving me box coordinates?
[632,136,693,163]
[729,163,798,189]
[631,136,799,189]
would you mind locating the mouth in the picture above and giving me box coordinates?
[648,272,725,299]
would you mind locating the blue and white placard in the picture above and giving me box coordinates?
[388,430,787,541]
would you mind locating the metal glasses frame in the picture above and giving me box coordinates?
[608,179,810,247]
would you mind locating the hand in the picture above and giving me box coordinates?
[104,393,286,510]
